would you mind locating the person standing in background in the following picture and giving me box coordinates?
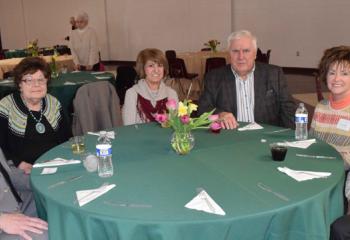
[69,11,99,71]
[64,16,77,41]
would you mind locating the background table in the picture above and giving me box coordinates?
[0,71,114,117]
[0,55,74,79]
[31,123,344,240]
[177,51,230,84]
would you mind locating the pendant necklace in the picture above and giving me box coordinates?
[23,98,46,134]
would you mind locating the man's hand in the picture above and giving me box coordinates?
[0,213,48,240]
[218,112,239,129]
[18,161,33,175]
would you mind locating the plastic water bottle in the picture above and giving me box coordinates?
[295,103,308,140]
[96,131,114,177]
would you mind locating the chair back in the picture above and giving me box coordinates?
[168,58,185,78]
[205,57,226,74]
[256,48,271,63]
[314,72,324,101]
[201,48,211,51]
[165,50,176,61]
[72,81,122,136]
[115,66,137,105]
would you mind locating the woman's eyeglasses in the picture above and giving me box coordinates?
[22,78,47,86]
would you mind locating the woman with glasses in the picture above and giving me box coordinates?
[0,57,71,174]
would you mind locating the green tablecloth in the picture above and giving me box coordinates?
[0,71,114,116]
[30,123,344,240]
[4,49,27,59]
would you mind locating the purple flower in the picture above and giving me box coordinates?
[208,114,219,121]
[155,113,168,123]
[210,122,221,134]
[166,99,177,110]
[180,115,190,124]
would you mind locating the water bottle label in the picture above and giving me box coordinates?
[295,114,308,123]
[96,144,112,156]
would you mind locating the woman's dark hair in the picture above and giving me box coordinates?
[135,48,169,79]
[13,57,51,89]
[318,46,350,84]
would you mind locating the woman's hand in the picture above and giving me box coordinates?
[18,162,33,174]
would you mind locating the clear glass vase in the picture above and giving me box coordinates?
[171,131,195,155]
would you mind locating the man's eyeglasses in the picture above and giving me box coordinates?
[22,78,47,86]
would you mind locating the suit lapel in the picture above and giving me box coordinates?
[225,65,237,116]
[253,63,267,117]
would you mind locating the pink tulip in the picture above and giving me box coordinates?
[180,115,190,124]
[208,114,219,121]
[155,113,168,123]
[210,121,221,134]
[166,99,177,110]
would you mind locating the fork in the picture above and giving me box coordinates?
[48,175,83,189]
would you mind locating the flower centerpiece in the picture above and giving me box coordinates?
[49,49,59,78]
[204,39,220,52]
[155,99,221,155]
[26,39,39,57]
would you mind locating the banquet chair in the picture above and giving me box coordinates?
[115,65,137,105]
[314,72,324,101]
[168,58,198,80]
[165,50,177,62]
[168,58,198,97]
[256,48,271,63]
[72,81,123,136]
[205,57,226,74]
[201,48,211,51]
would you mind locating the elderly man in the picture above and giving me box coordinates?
[70,11,99,71]
[0,148,48,240]
[198,30,296,129]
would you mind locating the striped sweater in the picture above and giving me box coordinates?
[310,98,350,168]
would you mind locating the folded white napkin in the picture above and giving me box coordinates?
[90,71,106,75]
[95,76,111,80]
[278,166,331,182]
[33,158,81,168]
[0,79,14,84]
[76,184,116,207]
[63,81,76,85]
[185,190,225,216]
[283,139,316,149]
[237,122,264,131]
[87,131,115,139]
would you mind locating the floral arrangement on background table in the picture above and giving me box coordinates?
[204,39,220,52]
[26,39,39,57]
[49,49,59,78]
[155,99,221,155]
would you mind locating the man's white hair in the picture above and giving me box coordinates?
[227,30,257,50]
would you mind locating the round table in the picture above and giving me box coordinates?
[0,71,114,117]
[30,123,344,240]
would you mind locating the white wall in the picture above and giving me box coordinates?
[105,0,231,61]
[0,0,231,62]
[1,0,350,67]
[232,0,350,68]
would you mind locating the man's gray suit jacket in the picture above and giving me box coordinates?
[198,62,296,129]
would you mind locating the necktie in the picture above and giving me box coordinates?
[0,162,22,203]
